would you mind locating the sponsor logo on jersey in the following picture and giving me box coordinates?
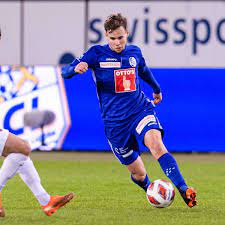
[106,58,118,61]
[114,68,136,93]
[129,57,137,67]
[100,62,121,68]
[136,115,156,134]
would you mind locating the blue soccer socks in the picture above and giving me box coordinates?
[131,174,150,192]
[130,153,188,193]
[158,153,188,191]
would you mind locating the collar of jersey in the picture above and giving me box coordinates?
[106,44,127,55]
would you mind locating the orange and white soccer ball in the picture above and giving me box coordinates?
[146,179,175,208]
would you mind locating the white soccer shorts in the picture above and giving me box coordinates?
[0,129,9,156]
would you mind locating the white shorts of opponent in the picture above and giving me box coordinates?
[0,129,9,156]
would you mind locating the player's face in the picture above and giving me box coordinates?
[105,26,128,53]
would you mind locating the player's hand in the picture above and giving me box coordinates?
[74,62,88,74]
[153,93,162,104]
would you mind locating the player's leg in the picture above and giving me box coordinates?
[111,149,151,192]
[126,156,150,192]
[134,108,197,207]
[0,129,74,216]
[144,129,185,187]
[17,157,50,206]
[0,130,30,192]
[106,124,151,192]
[144,129,197,207]
[17,157,74,216]
[0,129,30,217]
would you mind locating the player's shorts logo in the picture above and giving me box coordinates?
[136,115,156,134]
[114,68,136,93]
[129,57,137,67]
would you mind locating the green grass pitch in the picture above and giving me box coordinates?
[0,152,225,225]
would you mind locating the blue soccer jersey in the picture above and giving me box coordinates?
[62,44,193,196]
[62,44,161,127]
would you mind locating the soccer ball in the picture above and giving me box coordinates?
[146,179,175,208]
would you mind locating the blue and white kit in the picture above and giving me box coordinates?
[62,44,163,165]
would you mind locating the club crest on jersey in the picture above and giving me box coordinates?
[114,68,136,93]
[129,57,137,67]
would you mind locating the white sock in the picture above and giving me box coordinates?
[0,153,28,191]
[17,157,50,206]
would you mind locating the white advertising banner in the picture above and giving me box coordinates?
[0,1,224,67]
[0,2,21,64]
[24,1,85,65]
[88,1,225,67]
[0,66,71,150]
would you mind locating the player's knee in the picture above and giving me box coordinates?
[21,141,31,156]
[146,136,166,159]
[147,136,160,151]
[145,130,160,147]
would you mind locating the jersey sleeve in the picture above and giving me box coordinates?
[79,46,97,68]
[138,50,161,94]
[61,46,97,79]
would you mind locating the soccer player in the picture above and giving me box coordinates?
[61,13,197,207]
[0,29,74,217]
[0,130,74,217]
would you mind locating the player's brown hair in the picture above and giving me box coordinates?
[104,13,127,33]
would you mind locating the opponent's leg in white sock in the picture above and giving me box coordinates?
[18,157,50,205]
[0,153,28,191]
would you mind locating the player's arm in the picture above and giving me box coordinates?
[61,46,96,79]
[138,55,162,104]
[61,59,82,79]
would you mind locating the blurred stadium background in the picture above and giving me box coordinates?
[0,0,224,152]
[0,0,225,224]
